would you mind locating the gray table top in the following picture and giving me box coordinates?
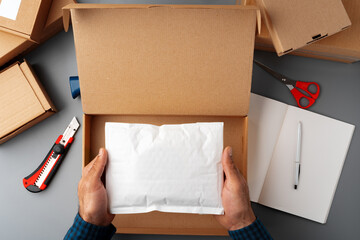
[1,1,360,239]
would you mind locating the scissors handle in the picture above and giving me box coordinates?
[290,88,316,109]
[295,81,320,99]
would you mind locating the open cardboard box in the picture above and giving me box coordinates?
[0,60,56,144]
[253,0,351,56]
[0,0,52,42]
[64,4,259,235]
[246,0,360,63]
[0,0,76,68]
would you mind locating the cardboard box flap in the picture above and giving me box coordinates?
[256,0,351,55]
[19,60,56,112]
[64,4,259,116]
[45,0,76,29]
[63,4,261,34]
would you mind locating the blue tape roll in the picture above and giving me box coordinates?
[69,76,80,99]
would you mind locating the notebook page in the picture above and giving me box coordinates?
[258,106,354,223]
[248,94,288,201]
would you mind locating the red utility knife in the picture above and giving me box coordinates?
[23,117,80,193]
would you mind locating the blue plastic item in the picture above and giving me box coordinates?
[69,76,80,99]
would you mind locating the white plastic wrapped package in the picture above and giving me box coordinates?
[105,122,224,215]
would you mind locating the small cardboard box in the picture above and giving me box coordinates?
[255,0,351,56]
[63,4,259,235]
[0,0,76,68]
[0,60,56,144]
[248,0,360,63]
[0,0,53,42]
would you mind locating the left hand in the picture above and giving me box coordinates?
[78,148,115,226]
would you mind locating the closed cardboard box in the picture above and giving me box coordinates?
[63,4,258,235]
[254,0,351,56]
[0,61,56,144]
[0,0,76,68]
[0,0,52,42]
[247,0,360,63]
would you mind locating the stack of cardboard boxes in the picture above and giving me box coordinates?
[0,0,75,144]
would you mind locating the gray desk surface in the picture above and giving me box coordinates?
[1,1,360,239]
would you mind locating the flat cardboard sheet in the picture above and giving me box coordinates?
[0,61,56,143]
[255,0,351,56]
[84,114,247,235]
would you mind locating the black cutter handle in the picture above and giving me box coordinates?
[43,142,72,187]
[23,144,55,193]
[23,138,74,193]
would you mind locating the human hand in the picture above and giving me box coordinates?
[215,146,256,231]
[78,148,115,226]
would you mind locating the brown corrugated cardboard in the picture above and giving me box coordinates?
[0,0,52,42]
[255,0,351,56]
[63,4,258,116]
[0,31,33,68]
[64,4,258,235]
[41,0,76,41]
[247,0,360,63]
[0,0,76,68]
[0,60,56,144]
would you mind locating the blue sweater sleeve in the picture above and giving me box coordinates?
[64,213,271,240]
[228,218,273,240]
[64,213,116,240]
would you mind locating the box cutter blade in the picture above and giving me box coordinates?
[23,117,80,193]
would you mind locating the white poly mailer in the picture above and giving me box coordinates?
[105,122,224,215]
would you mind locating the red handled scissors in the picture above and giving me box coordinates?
[254,60,320,109]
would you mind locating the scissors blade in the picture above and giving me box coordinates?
[254,60,297,86]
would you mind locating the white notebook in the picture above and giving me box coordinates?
[248,93,355,223]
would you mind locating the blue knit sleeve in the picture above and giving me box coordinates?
[228,218,273,240]
[64,213,116,240]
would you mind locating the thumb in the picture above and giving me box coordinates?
[89,148,108,179]
[222,146,240,180]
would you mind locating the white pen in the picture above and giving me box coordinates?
[294,121,302,189]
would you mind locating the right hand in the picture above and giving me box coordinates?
[215,146,256,231]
